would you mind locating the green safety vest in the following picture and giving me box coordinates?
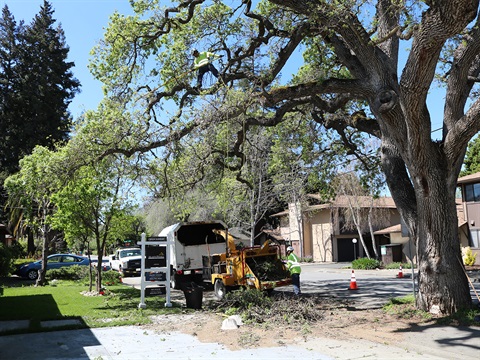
[287,253,301,275]
[194,51,218,68]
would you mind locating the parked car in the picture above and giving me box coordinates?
[14,254,90,280]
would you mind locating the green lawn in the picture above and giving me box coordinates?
[0,280,182,334]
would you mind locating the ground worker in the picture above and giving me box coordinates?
[286,246,301,296]
[192,49,221,88]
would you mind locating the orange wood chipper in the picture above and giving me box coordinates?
[204,229,292,299]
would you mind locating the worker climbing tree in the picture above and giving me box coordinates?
[192,49,222,89]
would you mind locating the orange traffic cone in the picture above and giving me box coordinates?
[397,264,404,278]
[348,270,358,290]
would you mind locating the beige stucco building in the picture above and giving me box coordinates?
[272,175,480,265]
[272,195,404,262]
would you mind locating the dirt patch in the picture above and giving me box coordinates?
[146,296,428,351]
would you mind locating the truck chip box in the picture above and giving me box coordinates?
[159,221,227,289]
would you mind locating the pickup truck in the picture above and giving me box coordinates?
[109,248,142,277]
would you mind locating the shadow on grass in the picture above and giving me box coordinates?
[0,276,35,288]
[111,286,141,297]
[0,294,61,321]
[90,285,182,313]
[0,292,89,336]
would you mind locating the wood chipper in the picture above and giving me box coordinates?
[203,229,292,299]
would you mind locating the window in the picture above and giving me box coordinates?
[120,249,141,258]
[464,183,480,202]
[470,229,480,248]
[62,256,75,263]
[48,256,61,263]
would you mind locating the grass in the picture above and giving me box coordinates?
[383,294,432,320]
[0,279,182,335]
[383,294,480,325]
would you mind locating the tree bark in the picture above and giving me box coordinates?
[35,227,48,287]
[27,227,35,256]
[413,174,471,313]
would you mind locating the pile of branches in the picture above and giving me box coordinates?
[206,288,325,326]
[246,256,290,281]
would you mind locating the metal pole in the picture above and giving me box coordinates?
[138,233,146,309]
[352,238,357,260]
[165,235,172,308]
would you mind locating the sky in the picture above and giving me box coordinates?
[2,0,133,118]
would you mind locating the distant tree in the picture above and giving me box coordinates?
[461,135,480,176]
[0,6,24,227]
[0,6,23,184]
[142,198,178,236]
[332,171,390,260]
[51,155,139,293]
[4,146,63,286]
[0,1,79,234]
[19,0,79,150]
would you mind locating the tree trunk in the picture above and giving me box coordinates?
[346,198,371,259]
[381,139,471,314]
[86,241,93,293]
[355,230,371,259]
[250,187,255,247]
[27,227,35,256]
[35,232,48,286]
[96,266,102,293]
[368,213,379,260]
[368,201,380,260]
[415,185,471,314]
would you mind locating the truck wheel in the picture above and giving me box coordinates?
[214,279,226,300]
[170,273,181,290]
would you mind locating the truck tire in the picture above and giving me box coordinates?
[214,279,227,300]
[170,273,181,290]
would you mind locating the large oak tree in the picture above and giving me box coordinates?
[81,1,480,314]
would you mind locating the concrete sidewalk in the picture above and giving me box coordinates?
[0,321,479,360]
[0,326,333,360]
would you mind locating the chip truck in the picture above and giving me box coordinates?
[159,221,228,289]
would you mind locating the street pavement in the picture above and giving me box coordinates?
[0,263,479,359]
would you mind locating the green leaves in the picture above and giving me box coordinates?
[461,135,480,176]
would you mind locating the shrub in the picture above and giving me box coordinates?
[0,244,14,276]
[46,265,89,281]
[9,241,27,259]
[101,270,122,285]
[462,247,477,266]
[14,258,36,267]
[352,257,381,270]
[384,261,412,270]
